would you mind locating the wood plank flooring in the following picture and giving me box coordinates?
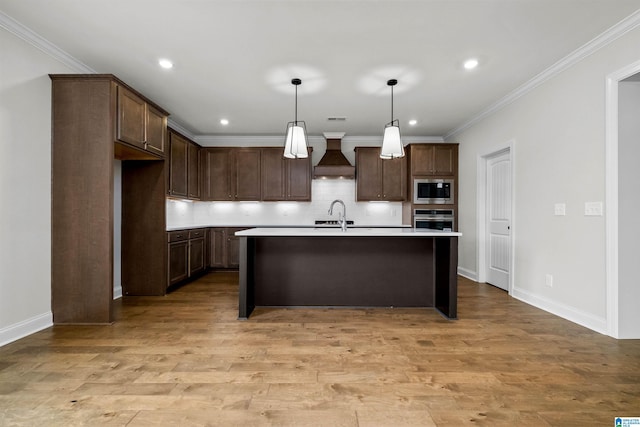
[1,272,639,426]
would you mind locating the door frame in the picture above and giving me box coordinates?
[605,59,640,338]
[476,141,515,294]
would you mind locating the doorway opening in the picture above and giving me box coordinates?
[605,61,640,339]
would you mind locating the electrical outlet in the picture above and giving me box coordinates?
[554,203,566,216]
[584,201,603,216]
[545,274,553,288]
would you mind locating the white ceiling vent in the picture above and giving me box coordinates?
[327,117,347,121]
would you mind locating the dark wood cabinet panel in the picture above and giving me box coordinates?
[187,142,201,199]
[204,147,311,202]
[146,104,167,156]
[167,228,206,288]
[168,129,200,200]
[168,240,189,286]
[226,228,243,269]
[286,155,312,201]
[116,86,146,149]
[51,76,115,323]
[122,161,167,296]
[189,237,205,276]
[410,144,456,176]
[433,145,456,175]
[202,148,261,201]
[261,148,286,201]
[202,148,232,201]
[208,228,227,268]
[234,149,261,200]
[207,227,247,269]
[381,156,406,201]
[169,131,188,198]
[261,147,311,201]
[356,147,406,201]
[356,147,382,200]
[116,85,167,157]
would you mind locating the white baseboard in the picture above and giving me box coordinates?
[114,286,122,300]
[511,286,608,335]
[457,267,478,282]
[0,312,53,347]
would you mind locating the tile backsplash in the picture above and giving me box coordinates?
[166,180,403,228]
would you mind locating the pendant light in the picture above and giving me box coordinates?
[284,78,309,159]
[380,79,405,159]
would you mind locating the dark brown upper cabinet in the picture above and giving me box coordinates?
[168,129,200,200]
[187,141,201,199]
[355,147,406,201]
[261,147,312,201]
[202,148,261,201]
[409,144,457,177]
[116,85,167,157]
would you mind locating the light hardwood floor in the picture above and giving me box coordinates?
[1,272,639,426]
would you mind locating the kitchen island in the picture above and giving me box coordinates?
[236,227,461,320]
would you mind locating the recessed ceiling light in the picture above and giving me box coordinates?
[158,59,174,69]
[463,58,479,70]
[220,119,229,125]
[409,119,417,126]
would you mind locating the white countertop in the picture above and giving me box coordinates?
[235,227,461,237]
[167,224,412,232]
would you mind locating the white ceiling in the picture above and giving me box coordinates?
[2,0,640,139]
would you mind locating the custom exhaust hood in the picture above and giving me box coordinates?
[313,132,356,179]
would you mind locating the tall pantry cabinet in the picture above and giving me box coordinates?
[50,74,169,324]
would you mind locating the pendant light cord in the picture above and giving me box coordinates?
[390,84,394,122]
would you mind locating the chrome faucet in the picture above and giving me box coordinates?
[328,199,347,231]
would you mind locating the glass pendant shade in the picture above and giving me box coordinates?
[380,78,405,159]
[284,121,308,159]
[380,120,404,159]
[283,78,309,159]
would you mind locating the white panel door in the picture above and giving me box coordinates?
[486,150,511,290]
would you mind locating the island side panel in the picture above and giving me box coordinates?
[434,236,458,319]
[238,236,256,319]
[253,236,434,308]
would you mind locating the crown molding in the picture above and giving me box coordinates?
[444,8,640,140]
[0,11,95,73]
[167,119,196,140]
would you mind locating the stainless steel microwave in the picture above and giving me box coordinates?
[413,179,454,204]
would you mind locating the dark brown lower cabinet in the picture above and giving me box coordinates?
[208,227,247,269]
[188,229,206,276]
[167,228,206,288]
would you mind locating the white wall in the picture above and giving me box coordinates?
[0,28,75,345]
[618,79,640,338]
[452,26,640,334]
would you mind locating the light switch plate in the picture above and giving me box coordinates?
[554,203,566,216]
[584,201,603,216]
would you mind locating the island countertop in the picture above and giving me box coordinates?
[235,227,462,237]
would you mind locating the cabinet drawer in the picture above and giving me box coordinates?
[168,230,189,242]
[189,229,206,239]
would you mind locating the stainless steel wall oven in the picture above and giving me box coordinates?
[414,209,454,231]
